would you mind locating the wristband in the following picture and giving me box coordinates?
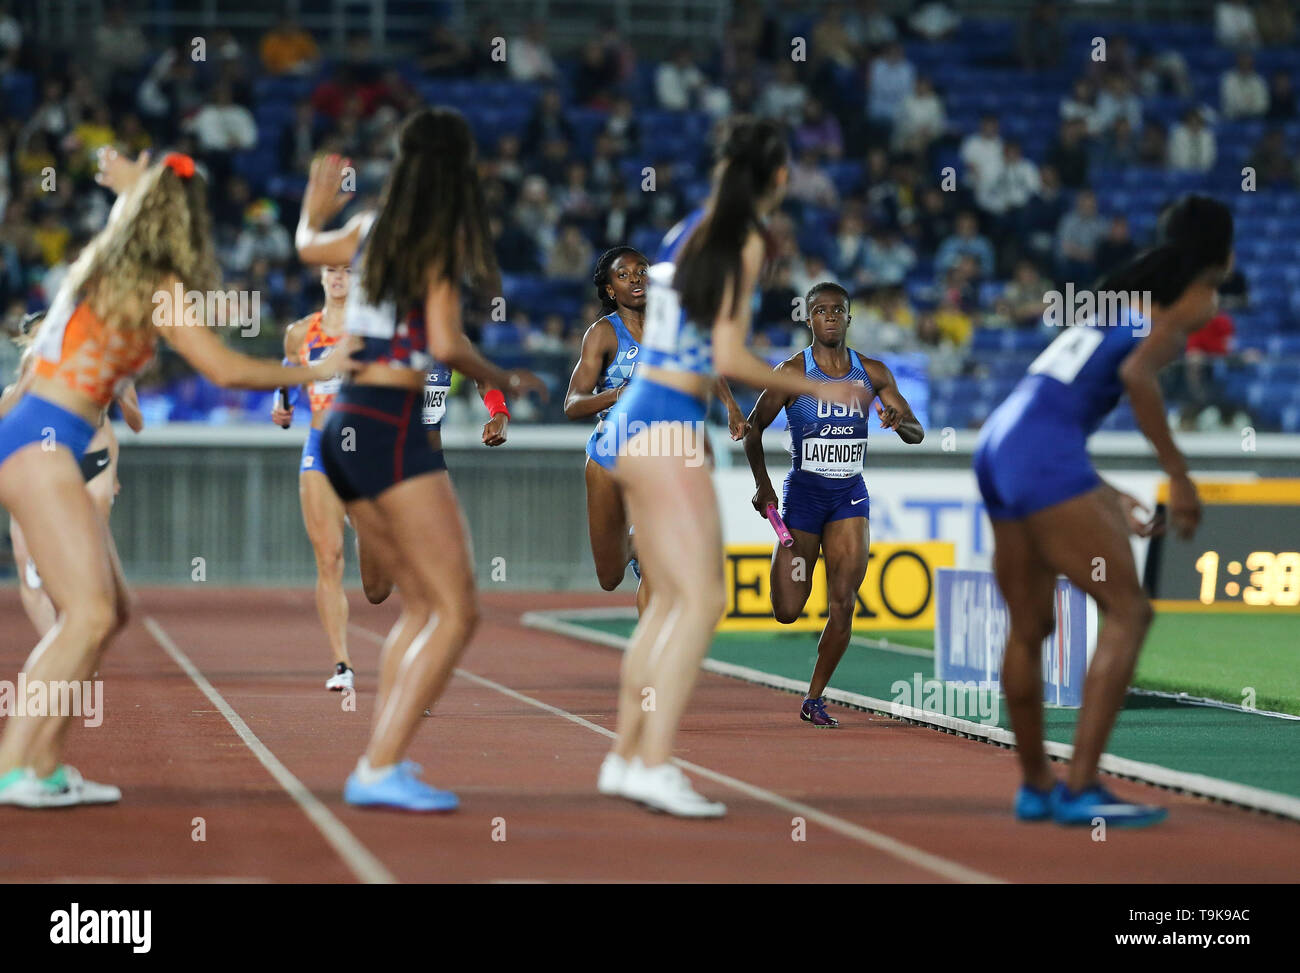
[483,388,510,419]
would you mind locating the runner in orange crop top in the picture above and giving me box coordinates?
[0,149,362,809]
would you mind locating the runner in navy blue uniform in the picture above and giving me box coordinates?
[973,194,1233,828]
[745,282,923,727]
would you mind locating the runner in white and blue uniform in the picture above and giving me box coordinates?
[744,282,923,727]
[972,194,1233,829]
[587,118,869,818]
[564,247,648,601]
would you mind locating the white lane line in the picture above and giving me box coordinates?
[144,617,396,885]
[350,623,1002,884]
[522,609,1300,822]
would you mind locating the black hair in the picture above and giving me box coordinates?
[1096,194,1234,305]
[674,116,789,326]
[592,246,646,311]
[805,281,850,315]
[361,107,499,307]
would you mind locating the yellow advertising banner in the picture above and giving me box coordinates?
[721,541,955,632]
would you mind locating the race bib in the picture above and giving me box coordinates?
[800,430,866,478]
[423,372,449,426]
[642,263,682,353]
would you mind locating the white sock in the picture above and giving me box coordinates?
[355,757,396,784]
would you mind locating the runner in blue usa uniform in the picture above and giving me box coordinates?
[745,282,923,727]
[565,246,748,615]
[973,194,1233,828]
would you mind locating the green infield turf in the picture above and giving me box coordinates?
[568,610,1300,800]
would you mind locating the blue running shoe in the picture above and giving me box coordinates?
[344,763,459,812]
[1051,782,1167,828]
[1014,783,1054,821]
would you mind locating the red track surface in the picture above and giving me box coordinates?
[1,587,1296,883]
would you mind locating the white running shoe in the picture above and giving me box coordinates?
[596,752,628,795]
[24,558,42,590]
[621,760,726,818]
[325,665,354,691]
[0,766,119,808]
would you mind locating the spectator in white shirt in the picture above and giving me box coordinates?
[758,61,808,128]
[1060,79,1100,135]
[1215,1,1260,50]
[507,21,558,83]
[1221,51,1270,119]
[908,2,960,41]
[868,43,916,128]
[976,141,1040,217]
[189,83,258,152]
[843,0,898,54]
[656,49,706,111]
[787,148,839,209]
[960,115,1003,190]
[893,76,946,155]
[1167,108,1217,172]
[1093,75,1143,134]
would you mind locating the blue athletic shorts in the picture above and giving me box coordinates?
[590,377,708,470]
[320,385,447,503]
[973,401,1101,521]
[782,469,869,535]
[0,394,96,472]
[585,424,615,471]
[300,426,326,474]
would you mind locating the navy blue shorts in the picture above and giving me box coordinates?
[782,469,869,535]
[0,394,95,472]
[973,405,1101,521]
[320,385,447,503]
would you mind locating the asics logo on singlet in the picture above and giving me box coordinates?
[820,424,856,436]
[625,346,638,359]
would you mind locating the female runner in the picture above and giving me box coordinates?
[295,111,544,813]
[973,194,1232,827]
[745,281,923,727]
[565,246,749,612]
[0,151,360,808]
[3,315,144,637]
[592,118,868,816]
[271,265,512,692]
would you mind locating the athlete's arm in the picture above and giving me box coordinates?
[295,155,365,266]
[715,376,750,440]
[0,357,34,418]
[713,233,865,411]
[424,277,547,397]
[863,358,924,444]
[115,381,144,432]
[1119,314,1200,538]
[563,319,620,420]
[473,376,509,447]
[157,281,361,389]
[743,357,799,516]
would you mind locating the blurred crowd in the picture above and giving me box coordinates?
[0,1,1296,429]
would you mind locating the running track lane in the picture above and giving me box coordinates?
[2,589,1297,883]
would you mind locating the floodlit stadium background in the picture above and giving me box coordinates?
[0,0,1296,596]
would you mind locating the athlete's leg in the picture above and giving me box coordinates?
[299,470,351,670]
[585,457,632,591]
[363,471,479,768]
[9,516,57,638]
[991,517,1058,792]
[345,497,414,719]
[807,515,869,699]
[0,449,119,777]
[769,527,821,624]
[356,523,394,604]
[616,427,725,767]
[1026,486,1154,792]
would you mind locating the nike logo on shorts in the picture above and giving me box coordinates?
[96,456,109,467]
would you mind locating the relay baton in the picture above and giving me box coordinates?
[765,503,794,548]
[277,387,291,427]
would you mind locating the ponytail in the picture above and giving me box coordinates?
[1097,194,1233,306]
[674,117,788,325]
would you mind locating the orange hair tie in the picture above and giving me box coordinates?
[163,153,196,179]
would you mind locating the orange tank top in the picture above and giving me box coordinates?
[298,311,343,414]
[32,298,155,408]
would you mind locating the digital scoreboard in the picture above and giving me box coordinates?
[1143,480,1300,607]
